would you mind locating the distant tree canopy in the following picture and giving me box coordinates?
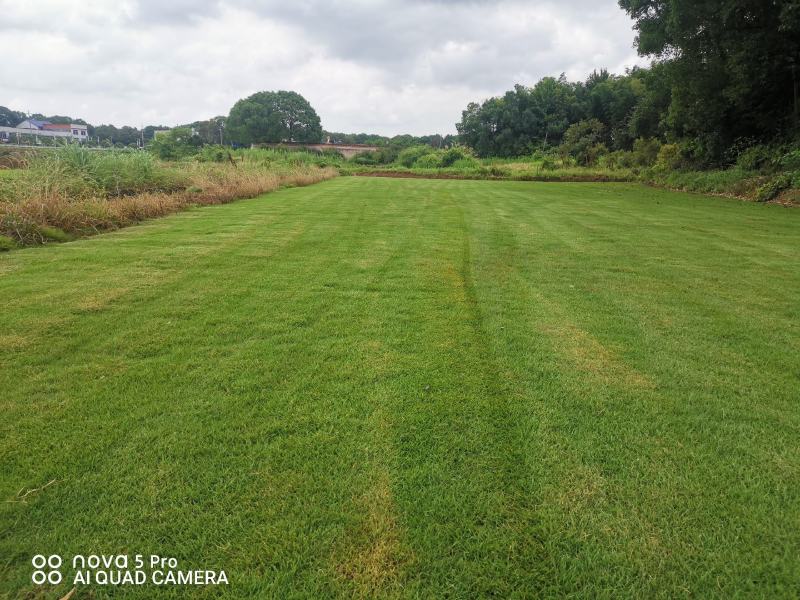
[92,124,143,146]
[183,116,226,145]
[0,106,173,147]
[33,114,88,126]
[457,73,649,158]
[226,91,323,145]
[459,1,800,163]
[324,131,391,146]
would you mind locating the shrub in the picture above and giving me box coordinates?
[397,145,433,168]
[148,127,203,160]
[587,143,609,166]
[560,119,607,166]
[736,144,774,172]
[414,153,443,169]
[440,146,473,167]
[779,149,800,172]
[351,151,381,165]
[374,146,401,164]
[632,138,662,166]
[656,144,683,171]
[755,173,793,202]
[599,150,635,170]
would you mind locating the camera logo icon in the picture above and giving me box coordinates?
[31,555,62,585]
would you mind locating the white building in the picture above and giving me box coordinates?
[1,119,88,142]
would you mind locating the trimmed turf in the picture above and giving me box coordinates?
[1,178,799,598]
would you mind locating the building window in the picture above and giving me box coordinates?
[73,130,78,135]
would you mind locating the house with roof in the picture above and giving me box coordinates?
[16,118,47,131]
[14,119,88,140]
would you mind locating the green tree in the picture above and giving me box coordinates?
[577,70,646,150]
[226,91,322,145]
[457,78,579,157]
[95,125,143,147]
[179,116,227,145]
[619,0,800,161]
[627,64,672,142]
[148,127,203,160]
[530,76,579,148]
[560,119,608,166]
[0,106,26,127]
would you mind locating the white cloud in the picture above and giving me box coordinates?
[0,0,644,134]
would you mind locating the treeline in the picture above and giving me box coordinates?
[1,101,456,154]
[86,118,227,147]
[458,0,800,167]
[0,105,230,148]
[457,70,661,159]
[91,118,226,147]
[0,105,169,147]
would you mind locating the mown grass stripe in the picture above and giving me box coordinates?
[1,177,798,598]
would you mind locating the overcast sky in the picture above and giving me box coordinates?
[0,0,644,135]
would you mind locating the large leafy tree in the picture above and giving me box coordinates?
[626,64,672,142]
[577,70,647,150]
[226,91,323,145]
[529,76,580,148]
[619,0,800,160]
[0,106,26,127]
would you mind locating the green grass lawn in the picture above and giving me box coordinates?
[1,178,799,598]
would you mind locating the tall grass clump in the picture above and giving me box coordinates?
[12,146,187,202]
[233,147,344,170]
[0,146,337,246]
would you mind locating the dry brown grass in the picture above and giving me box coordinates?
[336,471,406,593]
[0,162,337,245]
[0,148,27,169]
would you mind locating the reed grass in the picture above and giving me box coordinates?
[0,147,337,246]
